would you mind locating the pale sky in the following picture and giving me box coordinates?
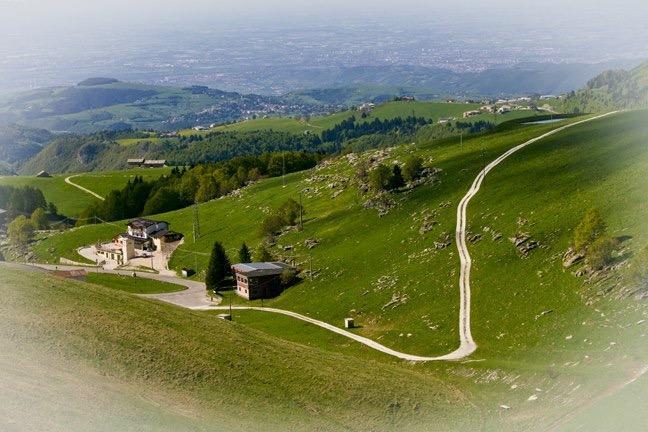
[2,0,648,29]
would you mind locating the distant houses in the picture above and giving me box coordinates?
[438,117,456,124]
[127,158,167,168]
[463,110,482,118]
[232,262,294,300]
[35,170,51,178]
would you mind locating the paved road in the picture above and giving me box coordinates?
[65,174,105,201]
[25,112,619,362]
[27,263,216,309]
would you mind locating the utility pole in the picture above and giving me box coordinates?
[299,191,304,230]
[282,152,286,187]
[192,203,200,243]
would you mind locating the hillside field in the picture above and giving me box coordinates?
[0,167,170,216]
[26,110,648,430]
[0,264,477,432]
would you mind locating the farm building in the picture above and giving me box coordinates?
[143,159,166,168]
[122,218,182,252]
[36,170,51,178]
[232,262,294,300]
[127,158,145,167]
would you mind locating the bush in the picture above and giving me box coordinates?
[280,268,297,287]
[259,198,305,236]
[8,215,35,246]
[573,208,607,252]
[259,214,286,237]
[368,164,393,191]
[30,207,48,230]
[403,156,423,183]
[389,164,405,189]
[586,236,618,270]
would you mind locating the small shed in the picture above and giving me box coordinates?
[344,318,355,329]
[36,170,51,178]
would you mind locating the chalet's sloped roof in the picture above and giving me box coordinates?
[127,218,167,229]
[127,158,145,164]
[143,159,166,165]
[232,262,292,277]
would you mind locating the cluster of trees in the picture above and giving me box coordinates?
[260,199,305,237]
[364,155,425,192]
[321,116,431,145]
[78,152,321,225]
[456,120,495,134]
[166,131,324,166]
[0,185,51,217]
[7,208,51,247]
[573,208,618,270]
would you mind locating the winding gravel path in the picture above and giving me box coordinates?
[65,174,105,201]
[32,112,617,362]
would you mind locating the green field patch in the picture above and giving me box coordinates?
[85,273,186,294]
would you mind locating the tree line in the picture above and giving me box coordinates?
[77,151,323,225]
[321,116,431,146]
[0,185,54,217]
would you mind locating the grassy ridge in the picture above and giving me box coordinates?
[211,101,542,134]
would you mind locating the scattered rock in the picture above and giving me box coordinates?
[534,309,554,320]
[468,233,482,244]
[304,238,320,249]
[563,248,585,268]
[509,232,540,257]
[435,232,452,250]
[382,292,410,310]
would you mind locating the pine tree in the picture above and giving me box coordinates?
[238,243,252,263]
[205,241,231,291]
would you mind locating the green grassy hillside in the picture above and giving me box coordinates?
[34,112,647,357]
[0,167,170,216]
[0,265,477,431]
[23,110,648,430]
